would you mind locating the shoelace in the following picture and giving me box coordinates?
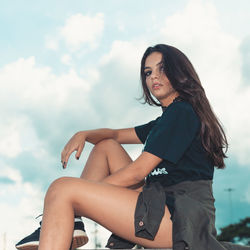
[35,214,43,220]
[31,214,43,233]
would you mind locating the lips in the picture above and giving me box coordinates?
[152,82,162,90]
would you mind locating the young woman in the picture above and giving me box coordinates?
[16,44,247,250]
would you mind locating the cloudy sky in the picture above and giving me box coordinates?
[1,0,250,248]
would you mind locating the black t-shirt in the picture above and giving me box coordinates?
[135,100,214,187]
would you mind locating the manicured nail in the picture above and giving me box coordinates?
[62,162,66,169]
[76,157,79,160]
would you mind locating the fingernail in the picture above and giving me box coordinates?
[62,162,66,169]
[76,157,79,160]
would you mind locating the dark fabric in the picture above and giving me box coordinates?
[144,101,200,164]
[106,234,135,249]
[135,117,161,144]
[133,99,248,249]
[134,101,214,188]
[134,180,250,250]
[134,182,166,240]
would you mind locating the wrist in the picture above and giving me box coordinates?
[76,131,87,141]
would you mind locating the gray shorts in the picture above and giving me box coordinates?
[134,181,174,241]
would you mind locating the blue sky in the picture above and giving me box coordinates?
[1,0,250,248]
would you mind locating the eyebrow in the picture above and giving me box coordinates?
[144,60,163,70]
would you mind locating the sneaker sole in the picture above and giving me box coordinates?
[71,230,89,249]
[16,243,38,250]
[16,232,88,250]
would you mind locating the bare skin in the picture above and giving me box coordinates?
[144,51,179,107]
[38,52,179,249]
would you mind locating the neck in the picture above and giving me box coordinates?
[160,92,180,107]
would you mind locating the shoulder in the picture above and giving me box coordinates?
[163,101,198,119]
[166,100,194,112]
[159,101,200,131]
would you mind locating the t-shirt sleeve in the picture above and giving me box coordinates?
[143,102,200,164]
[134,118,160,144]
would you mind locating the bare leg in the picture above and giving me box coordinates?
[80,139,144,189]
[38,140,154,250]
[38,177,172,250]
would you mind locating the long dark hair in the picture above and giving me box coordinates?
[140,44,228,169]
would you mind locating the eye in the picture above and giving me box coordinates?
[144,71,151,77]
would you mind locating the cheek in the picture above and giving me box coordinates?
[162,77,173,89]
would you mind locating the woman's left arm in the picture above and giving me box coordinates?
[102,152,162,187]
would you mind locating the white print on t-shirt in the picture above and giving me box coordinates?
[149,167,168,176]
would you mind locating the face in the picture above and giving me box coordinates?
[144,52,177,106]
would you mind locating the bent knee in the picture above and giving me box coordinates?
[46,177,76,201]
[94,139,120,151]
[49,176,72,189]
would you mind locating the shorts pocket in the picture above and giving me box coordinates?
[134,182,166,240]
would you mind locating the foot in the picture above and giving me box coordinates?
[15,217,88,250]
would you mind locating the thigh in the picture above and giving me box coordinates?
[81,139,144,191]
[81,139,132,178]
[59,177,172,248]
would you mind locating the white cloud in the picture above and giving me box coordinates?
[94,39,156,127]
[79,67,100,83]
[45,36,59,51]
[60,13,104,51]
[0,123,22,158]
[0,164,22,184]
[0,57,91,110]
[61,54,72,65]
[0,164,43,249]
[226,87,250,165]
[0,56,97,183]
[100,40,145,71]
[0,115,42,158]
[0,57,94,127]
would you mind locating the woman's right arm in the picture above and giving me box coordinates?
[85,128,141,145]
[61,128,142,168]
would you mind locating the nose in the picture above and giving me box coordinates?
[150,69,160,80]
